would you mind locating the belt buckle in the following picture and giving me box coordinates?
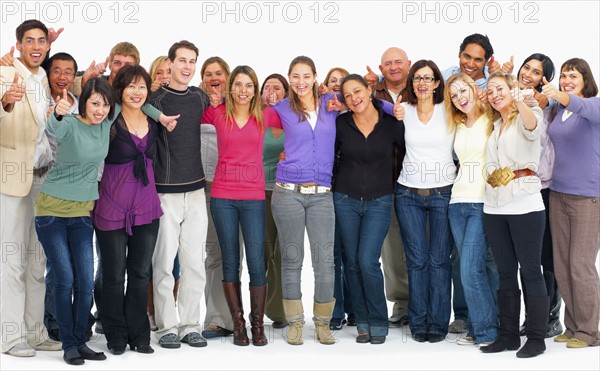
[487,167,515,188]
[299,185,316,194]
[417,188,431,197]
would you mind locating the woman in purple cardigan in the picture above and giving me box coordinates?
[542,58,600,349]
[92,65,167,355]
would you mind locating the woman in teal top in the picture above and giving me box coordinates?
[35,77,175,366]
[260,73,288,328]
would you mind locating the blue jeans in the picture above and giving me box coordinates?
[35,216,95,352]
[210,197,267,287]
[394,184,453,336]
[449,203,498,343]
[334,193,391,337]
[271,185,334,303]
[332,226,354,320]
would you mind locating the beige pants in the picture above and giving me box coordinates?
[550,190,600,346]
[1,176,49,352]
[153,189,208,340]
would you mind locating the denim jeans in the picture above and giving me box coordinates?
[394,184,453,336]
[35,216,95,352]
[44,265,59,333]
[271,185,334,303]
[449,203,498,343]
[332,226,354,320]
[95,220,158,349]
[210,197,267,287]
[334,193,391,337]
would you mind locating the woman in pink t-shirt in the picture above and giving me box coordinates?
[201,65,281,347]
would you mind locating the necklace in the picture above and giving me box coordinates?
[122,113,147,138]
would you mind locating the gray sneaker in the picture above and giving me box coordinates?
[158,333,181,349]
[448,319,468,333]
[181,332,207,348]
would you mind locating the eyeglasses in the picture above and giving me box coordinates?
[50,69,75,78]
[412,75,435,83]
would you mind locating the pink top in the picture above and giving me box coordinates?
[201,105,282,200]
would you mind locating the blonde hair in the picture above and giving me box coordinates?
[110,42,140,65]
[148,56,168,82]
[444,73,493,136]
[225,65,263,132]
[487,71,519,129]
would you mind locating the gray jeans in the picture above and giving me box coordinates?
[271,185,335,303]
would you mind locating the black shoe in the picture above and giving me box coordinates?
[346,314,357,326]
[48,328,60,342]
[63,349,85,366]
[94,322,104,335]
[516,340,546,358]
[130,344,154,354]
[109,346,126,355]
[428,334,446,343]
[413,333,428,343]
[389,314,409,328]
[329,318,346,331]
[370,336,386,344]
[77,345,106,361]
[356,334,370,343]
[272,321,288,329]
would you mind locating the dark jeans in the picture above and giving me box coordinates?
[332,226,354,320]
[95,220,159,349]
[394,184,453,336]
[35,216,95,352]
[210,197,267,286]
[334,193,391,337]
[483,211,546,296]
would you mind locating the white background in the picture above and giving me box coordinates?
[1,1,599,370]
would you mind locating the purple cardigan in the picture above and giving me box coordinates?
[272,93,394,188]
[548,95,600,197]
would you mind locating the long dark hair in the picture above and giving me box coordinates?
[517,53,555,92]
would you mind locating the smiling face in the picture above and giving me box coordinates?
[289,63,316,98]
[449,79,476,115]
[84,92,111,125]
[154,59,171,87]
[122,76,148,110]
[342,79,372,114]
[380,48,410,85]
[459,43,486,81]
[519,59,544,89]
[231,73,255,106]
[559,67,585,97]
[412,66,440,100]
[486,77,513,113]
[169,47,197,90]
[263,78,286,102]
[16,28,49,73]
[326,70,346,93]
[48,59,76,98]
[202,62,227,93]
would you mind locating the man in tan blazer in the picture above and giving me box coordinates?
[0,19,61,357]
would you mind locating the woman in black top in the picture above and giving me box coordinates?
[333,74,405,344]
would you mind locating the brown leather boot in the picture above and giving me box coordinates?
[249,285,268,346]
[222,281,249,346]
[173,279,180,303]
[147,281,158,331]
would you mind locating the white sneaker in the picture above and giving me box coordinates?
[33,338,62,351]
[7,342,36,357]
[456,337,475,346]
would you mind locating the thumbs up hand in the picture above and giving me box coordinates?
[364,65,379,87]
[541,76,559,100]
[54,89,72,116]
[501,56,514,74]
[0,46,15,67]
[1,72,25,105]
[393,95,405,121]
[327,93,344,112]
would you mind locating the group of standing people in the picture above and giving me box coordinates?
[1,19,599,367]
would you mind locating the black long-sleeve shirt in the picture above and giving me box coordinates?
[333,104,405,200]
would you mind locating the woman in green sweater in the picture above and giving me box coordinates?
[35,77,175,365]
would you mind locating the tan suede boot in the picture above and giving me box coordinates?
[282,299,304,345]
[313,300,336,345]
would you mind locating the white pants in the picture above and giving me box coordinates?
[153,189,208,340]
[1,176,48,352]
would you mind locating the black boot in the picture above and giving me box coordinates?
[481,290,521,353]
[544,271,563,338]
[517,296,549,358]
[519,269,528,336]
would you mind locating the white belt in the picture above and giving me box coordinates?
[276,182,331,194]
